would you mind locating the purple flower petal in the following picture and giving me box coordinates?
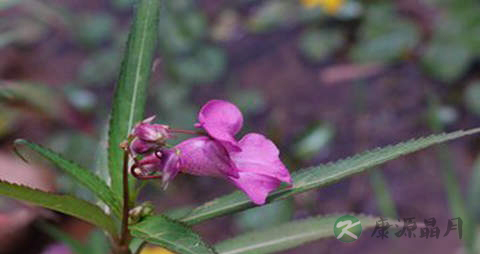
[227,133,291,204]
[230,133,291,183]
[196,100,243,152]
[229,172,283,205]
[176,136,239,178]
[137,153,162,172]
[176,134,291,204]
[130,138,155,156]
[158,149,181,184]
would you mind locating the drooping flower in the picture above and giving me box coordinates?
[176,100,291,205]
[175,136,239,178]
[128,100,292,205]
[176,133,291,204]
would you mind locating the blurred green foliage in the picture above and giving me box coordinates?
[158,0,226,84]
[247,1,296,32]
[293,122,335,161]
[464,81,480,117]
[234,199,293,231]
[421,0,480,82]
[369,170,397,218]
[350,3,419,63]
[71,12,116,48]
[298,28,344,62]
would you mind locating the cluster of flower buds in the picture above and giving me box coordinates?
[129,116,170,155]
[127,116,180,185]
[127,100,292,205]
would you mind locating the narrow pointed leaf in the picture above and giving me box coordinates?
[129,237,146,254]
[14,139,122,217]
[465,155,480,253]
[215,214,378,254]
[0,81,68,121]
[0,180,117,236]
[437,145,474,252]
[130,215,216,254]
[369,170,397,218]
[179,128,480,224]
[107,0,160,198]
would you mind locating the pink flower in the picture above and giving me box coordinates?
[129,100,292,205]
[176,100,291,205]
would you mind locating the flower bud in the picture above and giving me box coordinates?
[130,138,155,155]
[130,116,171,155]
[132,116,170,143]
[128,202,154,225]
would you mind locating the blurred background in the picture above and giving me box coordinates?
[1,0,480,253]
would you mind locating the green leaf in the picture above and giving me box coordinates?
[0,180,117,236]
[421,40,472,83]
[112,0,136,10]
[350,3,420,63]
[129,215,216,254]
[86,230,111,254]
[466,154,480,254]
[468,155,480,221]
[0,81,67,120]
[108,0,160,199]
[464,81,480,116]
[79,49,121,85]
[72,12,115,48]
[436,145,474,252]
[158,3,206,54]
[247,1,295,33]
[234,199,293,232]
[171,46,226,84]
[14,139,122,217]
[215,214,378,254]
[298,29,344,62]
[129,237,146,254]
[369,170,397,218]
[179,128,480,224]
[0,0,21,10]
[293,122,335,161]
[437,146,467,223]
[420,16,473,83]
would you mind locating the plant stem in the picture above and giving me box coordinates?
[118,151,131,253]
